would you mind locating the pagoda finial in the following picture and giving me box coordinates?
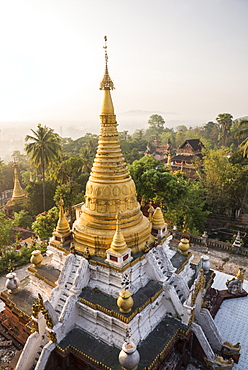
[100,35,115,90]
[103,35,108,64]
[56,196,70,234]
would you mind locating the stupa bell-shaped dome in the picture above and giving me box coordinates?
[73,37,151,257]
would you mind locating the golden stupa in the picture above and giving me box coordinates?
[73,37,151,257]
[56,198,70,235]
[6,163,26,206]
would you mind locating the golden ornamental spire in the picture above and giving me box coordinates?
[167,153,172,171]
[100,36,115,91]
[109,213,128,254]
[12,163,25,199]
[56,197,70,234]
[6,163,26,208]
[152,207,166,227]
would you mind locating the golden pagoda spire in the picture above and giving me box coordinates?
[167,153,172,171]
[106,213,133,267]
[73,37,151,257]
[56,197,70,234]
[151,207,168,239]
[109,213,128,254]
[100,36,115,91]
[100,36,115,115]
[12,163,25,199]
[7,163,26,207]
[152,207,165,227]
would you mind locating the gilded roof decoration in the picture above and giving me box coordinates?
[100,36,115,90]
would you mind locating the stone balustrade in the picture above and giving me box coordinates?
[173,231,248,257]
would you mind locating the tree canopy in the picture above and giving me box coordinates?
[216,113,233,147]
[25,125,62,211]
[32,206,59,239]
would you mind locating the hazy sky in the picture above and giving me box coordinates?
[0,0,248,133]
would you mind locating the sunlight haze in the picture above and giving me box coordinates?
[0,0,247,134]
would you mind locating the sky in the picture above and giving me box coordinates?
[0,0,248,135]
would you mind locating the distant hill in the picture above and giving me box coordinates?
[234,116,248,123]
[119,110,177,116]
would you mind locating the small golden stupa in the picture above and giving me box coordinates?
[167,153,172,171]
[73,37,151,257]
[106,213,132,267]
[152,207,165,228]
[56,198,71,235]
[6,163,26,207]
[151,207,167,239]
[50,198,72,249]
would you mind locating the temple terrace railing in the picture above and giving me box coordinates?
[173,231,248,257]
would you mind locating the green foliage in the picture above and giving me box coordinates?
[166,178,210,233]
[76,172,90,188]
[0,211,18,248]
[25,181,57,215]
[129,155,165,199]
[62,134,97,157]
[32,206,59,239]
[129,156,209,234]
[25,124,62,174]
[148,114,165,131]
[80,147,94,173]
[146,114,165,140]
[0,164,14,193]
[12,150,30,172]
[235,119,248,158]
[132,129,145,140]
[25,124,62,210]
[13,210,34,229]
[141,169,186,207]
[201,148,248,214]
[0,242,47,277]
[48,156,83,184]
[216,113,233,147]
[54,182,84,209]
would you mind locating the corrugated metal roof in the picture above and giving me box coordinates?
[213,271,248,370]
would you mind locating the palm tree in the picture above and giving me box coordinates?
[80,147,94,173]
[25,124,62,211]
[216,113,233,146]
[235,119,248,158]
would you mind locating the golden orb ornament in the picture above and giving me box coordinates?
[117,290,134,313]
[178,238,190,255]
